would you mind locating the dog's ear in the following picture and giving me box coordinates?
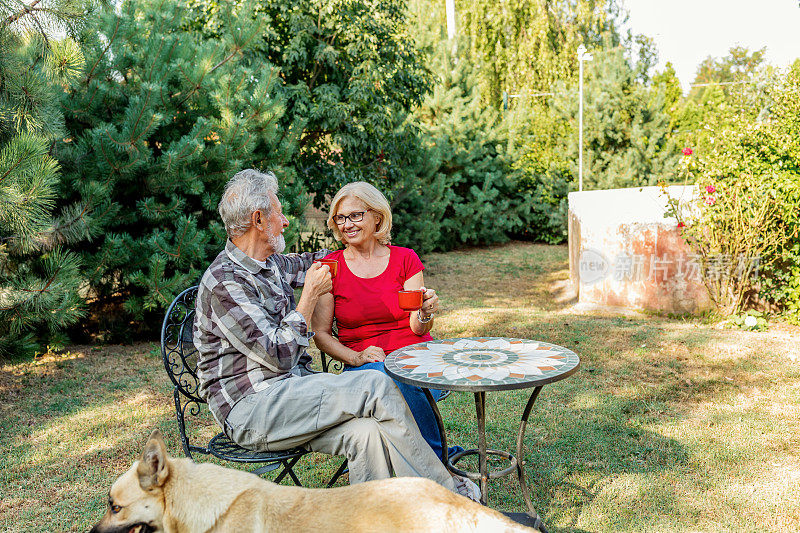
[137,429,170,491]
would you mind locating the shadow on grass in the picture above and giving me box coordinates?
[438,311,773,532]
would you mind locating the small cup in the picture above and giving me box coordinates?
[398,289,424,311]
[314,259,338,277]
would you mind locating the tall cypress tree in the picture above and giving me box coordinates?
[0,1,89,355]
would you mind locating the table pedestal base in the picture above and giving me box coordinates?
[424,387,548,533]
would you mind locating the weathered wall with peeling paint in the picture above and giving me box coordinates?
[568,186,712,314]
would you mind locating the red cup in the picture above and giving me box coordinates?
[398,289,424,311]
[314,259,338,277]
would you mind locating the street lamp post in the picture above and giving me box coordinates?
[445,0,457,58]
[445,0,456,41]
[577,44,593,192]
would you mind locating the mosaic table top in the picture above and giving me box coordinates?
[384,337,580,392]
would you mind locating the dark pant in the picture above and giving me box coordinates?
[344,361,444,460]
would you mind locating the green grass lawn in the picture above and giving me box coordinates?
[2,242,799,532]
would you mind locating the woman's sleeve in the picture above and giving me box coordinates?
[403,247,425,279]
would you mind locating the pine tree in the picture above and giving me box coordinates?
[409,42,526,250]
[0,0,89,355]
[57,0,293,338]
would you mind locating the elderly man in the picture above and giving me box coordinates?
[193,169,478,499]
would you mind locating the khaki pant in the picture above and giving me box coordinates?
[225,369,456,491]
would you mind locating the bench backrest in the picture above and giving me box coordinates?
[160,285,207,458]
[161,285,202,402]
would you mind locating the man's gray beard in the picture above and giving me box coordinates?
[270,233,286,254]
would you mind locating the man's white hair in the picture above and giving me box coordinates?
[218,169,279,239]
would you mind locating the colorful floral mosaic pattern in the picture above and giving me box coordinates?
[385,337,579,390]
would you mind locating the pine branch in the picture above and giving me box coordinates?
[0,259,62,312]
[130,88,154,144]
[29,6,50,49]
[99,136,141,173]
[2,0,43,27]
[157,41,182,107]
[146,35,167,83]
[41,199,95,247]
[0,154,25,185]
[85,16,120,85]
[155,218,190,259]
[174,44,242,108]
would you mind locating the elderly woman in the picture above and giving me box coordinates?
[311,182,448,460]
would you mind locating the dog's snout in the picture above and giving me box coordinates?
[88,523,108,533]
[87,522,129,533]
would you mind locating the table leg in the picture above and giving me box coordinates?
[422,388,449,464]
[474,391,489,506]
[425,386,548,533]
[517,386,547,533]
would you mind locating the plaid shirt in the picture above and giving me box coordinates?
[193,239,329,428]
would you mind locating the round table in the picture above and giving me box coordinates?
[384,337,580,533]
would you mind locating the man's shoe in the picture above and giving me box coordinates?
[452,473,481,503]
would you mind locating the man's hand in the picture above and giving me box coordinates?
[296,263,332,326]
[355,346,385,365]
[304,262,333,299]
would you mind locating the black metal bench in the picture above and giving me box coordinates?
[161,285,346,485]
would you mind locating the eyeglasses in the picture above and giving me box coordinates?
[333,210,370,225]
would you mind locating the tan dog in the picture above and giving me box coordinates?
[90,430,534,533]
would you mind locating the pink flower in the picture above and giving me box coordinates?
[705,196,716,206]
[682,147,693,156]
[705,185,716,194]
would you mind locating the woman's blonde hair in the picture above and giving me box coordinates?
[327,182,392,245]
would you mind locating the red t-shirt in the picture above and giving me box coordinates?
[324,246,433,355]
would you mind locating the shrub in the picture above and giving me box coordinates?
[664,65,800,316]
[664,166,794,315]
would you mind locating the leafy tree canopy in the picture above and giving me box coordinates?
[188,0,433,207]
[693,45,767,86]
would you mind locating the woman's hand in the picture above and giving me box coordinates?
[419,286,439,319]
[355,346,386,365]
